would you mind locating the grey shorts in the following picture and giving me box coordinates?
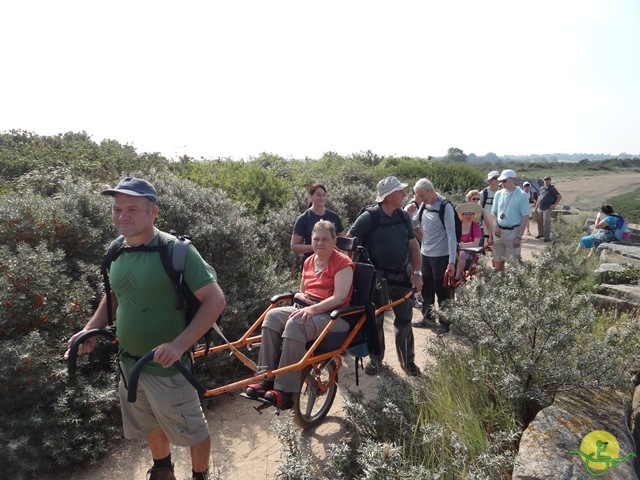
[492,228,521,262]
[119,361,209,446]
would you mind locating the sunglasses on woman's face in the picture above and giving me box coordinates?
[470,197,480,201]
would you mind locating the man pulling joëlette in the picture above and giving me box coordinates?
[65,177,226,480]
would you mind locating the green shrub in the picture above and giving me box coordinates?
[446,252,636,424]
[0,130,167,182]
[0,245,117,479]
[378,157,484,195]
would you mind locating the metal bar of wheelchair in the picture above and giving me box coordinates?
[128,305,369,401]
[191,293,294,359]
[245,290,415,382]
[127,350,208,403]
[446,243,493,288]
[67,328,118,378]
[374,289,414,316]
[128,290,416,402]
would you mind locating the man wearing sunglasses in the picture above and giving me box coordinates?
[491,169,530,272]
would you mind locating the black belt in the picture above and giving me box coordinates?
[499,224,520,230]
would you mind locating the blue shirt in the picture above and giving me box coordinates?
[492,188,530,228]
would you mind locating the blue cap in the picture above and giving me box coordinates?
[101,177,157,203]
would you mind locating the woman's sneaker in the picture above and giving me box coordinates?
[245,379,274,399]
[264,389,294,410]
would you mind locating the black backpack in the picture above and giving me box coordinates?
[481,188,492,209]
[101,230,216,350]
[418,199,462,242]
[354,205,409,260]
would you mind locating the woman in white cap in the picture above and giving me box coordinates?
[454,202,483,280]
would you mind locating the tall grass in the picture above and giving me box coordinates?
[405,343,518,478]
[276,350,518,479]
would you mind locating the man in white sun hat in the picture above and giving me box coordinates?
[490,169,530,272]
[348,176,423,377]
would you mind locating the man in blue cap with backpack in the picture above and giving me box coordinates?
[65,177,226,480]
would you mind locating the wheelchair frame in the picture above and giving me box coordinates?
[445,242,493,289]
[68,237,413,429]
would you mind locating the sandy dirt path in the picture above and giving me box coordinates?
[45,171,640,480]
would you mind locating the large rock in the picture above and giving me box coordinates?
[599,243,640,264]
[598,284,640,307]
[513,389,637,479]
[595,263,630,284]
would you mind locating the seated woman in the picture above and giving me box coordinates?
[246,220,354,409]
[454,202,483,280]
[465,189,493,245]
[575,204,617,257]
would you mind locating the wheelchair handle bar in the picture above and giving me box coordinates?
[127,350,207,403]
[67,328,117,378]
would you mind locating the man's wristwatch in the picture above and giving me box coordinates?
[412,271,422,276]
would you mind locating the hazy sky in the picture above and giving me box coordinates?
[2,1,638,160]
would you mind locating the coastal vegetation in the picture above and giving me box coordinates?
[1,130,639,478]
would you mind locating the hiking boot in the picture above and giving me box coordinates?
[535,235,543,239]
[435,322,451,335]
[433,309,449,323]
[147,465,176,480]
[364,360,380,375]
[412,318,437,329]
[404,362,421,377]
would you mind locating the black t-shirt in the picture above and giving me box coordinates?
[292,208,344,246]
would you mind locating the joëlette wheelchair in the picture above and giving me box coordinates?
[67,236,413,429]
[444,242,493,290]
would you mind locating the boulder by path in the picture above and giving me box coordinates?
[513,389,637,480]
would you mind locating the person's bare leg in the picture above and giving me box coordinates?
[147,428,171,460]
[494,260,506,272]
[190,435,211,474]
[456,251,466,279]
